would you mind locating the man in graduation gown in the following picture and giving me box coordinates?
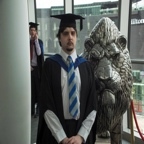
[29,22,44,117]
[36,13,97,144]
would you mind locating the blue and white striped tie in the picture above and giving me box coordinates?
[67,56,78,118]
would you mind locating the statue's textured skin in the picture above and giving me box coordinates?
[83,17,133,144]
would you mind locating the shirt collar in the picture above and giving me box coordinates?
[60,49,77,62]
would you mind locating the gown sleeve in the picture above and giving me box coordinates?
[37,58,63,144]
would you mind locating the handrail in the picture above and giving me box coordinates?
[131,59,144,64]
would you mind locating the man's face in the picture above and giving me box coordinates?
[29,28,37,38]
[59,27,77,54]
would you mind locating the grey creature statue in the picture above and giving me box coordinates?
[82,17,133,144]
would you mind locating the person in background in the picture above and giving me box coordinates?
[29,22,44,117]
[36,14,98,144]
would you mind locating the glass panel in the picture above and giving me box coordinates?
[132,63,144,134]
[74,0,119,55]
[36,0,64,54]
[130,0,144,135]
[130,0,144,60]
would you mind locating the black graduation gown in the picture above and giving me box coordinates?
[36,39,44,79]
[31,39,44,114]
[36,57,97,144]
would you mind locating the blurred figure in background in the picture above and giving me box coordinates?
[29,22,44,117]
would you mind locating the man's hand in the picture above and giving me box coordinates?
[35,33,38,40]
[31,66,34,71]
[61,137,69,144]
[66,135,83,144]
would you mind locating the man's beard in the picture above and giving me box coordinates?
[66,48,73,52]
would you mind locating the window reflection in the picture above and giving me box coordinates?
[130,0,144,60]
[74,0,119,55]
[130,0,144,134]
[36,0,64,53]
[132,63,144,134]
[36,0,120,54]
[36,0,63,8]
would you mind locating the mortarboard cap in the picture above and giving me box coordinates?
[50,13,85,31]
[29,22,39,29]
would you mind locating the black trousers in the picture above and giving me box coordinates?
[31,66,40,115]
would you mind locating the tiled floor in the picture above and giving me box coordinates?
[96,136,130,144]
[31,116,130,144]
[96,136,110,144]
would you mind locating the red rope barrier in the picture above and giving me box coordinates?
[131,100,144,141]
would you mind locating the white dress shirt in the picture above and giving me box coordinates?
[31,39,41,66]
